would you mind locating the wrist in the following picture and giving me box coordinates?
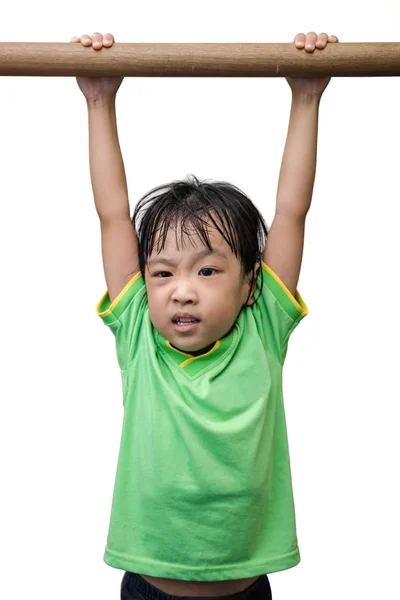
[87,94,117,110]
[291,92,321,107]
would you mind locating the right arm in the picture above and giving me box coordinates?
[87,96,140,303]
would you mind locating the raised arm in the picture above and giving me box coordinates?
[72,32,140,304]
[262,93,319,297]
[263,31,338,298]
[87,96,140,302]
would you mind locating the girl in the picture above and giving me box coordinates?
[71,30,338,600]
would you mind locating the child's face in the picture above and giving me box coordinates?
[145,223,258,355]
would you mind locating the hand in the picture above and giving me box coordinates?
[286,32,339,98]
[70,32,124,102]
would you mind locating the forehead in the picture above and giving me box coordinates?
[152,222,231,255]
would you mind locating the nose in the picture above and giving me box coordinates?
[171,277,198,304]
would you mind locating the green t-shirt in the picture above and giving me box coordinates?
[96,261,308,579]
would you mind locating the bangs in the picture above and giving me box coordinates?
[136,182,244,262]
[146,197,240,261]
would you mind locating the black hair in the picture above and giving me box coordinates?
[131,174,269,305]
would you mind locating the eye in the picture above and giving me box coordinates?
[153,271,172,278]
[199,267,217,276]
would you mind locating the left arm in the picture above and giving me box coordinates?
[263,94,320,297]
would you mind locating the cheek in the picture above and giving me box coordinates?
[208,282,245,313]
[146,288,164,319]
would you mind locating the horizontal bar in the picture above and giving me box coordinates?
[0,42,399,77]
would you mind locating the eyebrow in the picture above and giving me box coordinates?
[148,247,228,267]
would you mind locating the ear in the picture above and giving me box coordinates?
[244,261,261,306]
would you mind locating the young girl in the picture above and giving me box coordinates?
[71,30,338,600]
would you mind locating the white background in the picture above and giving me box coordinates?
[1,1,399,599]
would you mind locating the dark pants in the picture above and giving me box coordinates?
[121,572,272,600]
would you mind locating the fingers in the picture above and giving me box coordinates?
[69,33,115,49]
[103,33,115,47]
[294,32,339,52]
[91,32,104,49]
[315,33,329,48]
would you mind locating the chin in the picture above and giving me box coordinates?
[170,336,214,354]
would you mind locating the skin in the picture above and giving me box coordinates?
[144,222,259,356]
[286,31,339,97]
[74,28,337,598]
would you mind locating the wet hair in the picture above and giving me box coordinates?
[131,174,269,305]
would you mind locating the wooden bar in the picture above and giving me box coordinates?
[0,42,399,77]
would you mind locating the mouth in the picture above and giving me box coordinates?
[172,314,200,333]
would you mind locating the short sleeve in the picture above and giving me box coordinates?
[251,261,309,364]
[95,271,148,370]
